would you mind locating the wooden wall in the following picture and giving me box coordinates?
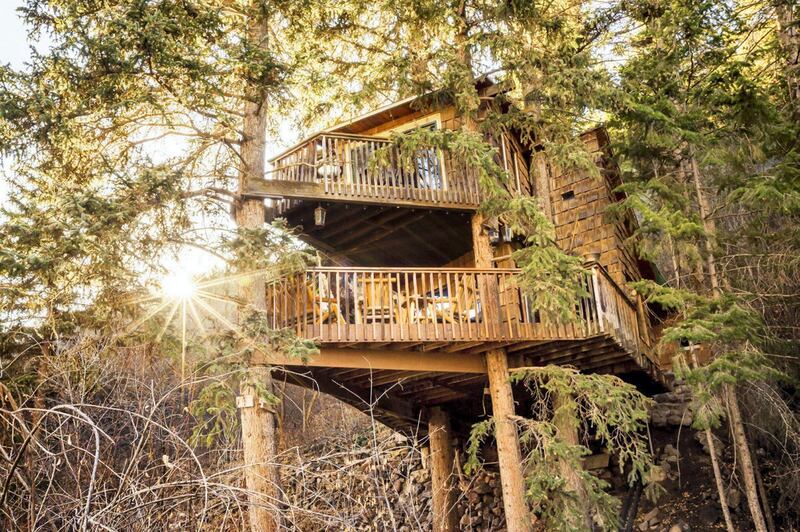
[543,130,640,287]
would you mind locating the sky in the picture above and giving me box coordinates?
[0,1,48,70]
[0,1,222,282]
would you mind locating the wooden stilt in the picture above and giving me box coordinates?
[429,406,459,532]
[486,348,531,532]
[471,212,531,530]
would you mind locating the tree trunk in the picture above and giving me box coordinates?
[689,154,768,531]
[692,346,735,532]
[486,348,532,532]
[552,391,593,531]
[429,407,459,532]
[775,2,800,120]
[471,211,531,530]
[235,4,281,531]
[726,384,768,532]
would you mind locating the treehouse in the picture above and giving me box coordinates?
[244,85,667,529]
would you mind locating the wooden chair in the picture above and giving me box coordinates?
[301,275,344,325]
[429,275,479,324]
[358,276,399,323]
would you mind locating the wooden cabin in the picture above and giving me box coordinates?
[245,87,666,529]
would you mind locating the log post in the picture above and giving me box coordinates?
[471,212,531,531]
[234,4,281,530]
[486,348,531,531]
[429,407,459,532]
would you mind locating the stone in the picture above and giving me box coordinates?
[697,503,721,526]
[725,486,741,509]
[641,507,659,523]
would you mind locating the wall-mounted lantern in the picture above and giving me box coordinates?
[501,224,513,243]
[314,205,327,226]
[487,227,500,245]
[482,216,500,245]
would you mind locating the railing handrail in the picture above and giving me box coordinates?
[585,261,638,310]
[304,266,523,274]
[268,132,393,165]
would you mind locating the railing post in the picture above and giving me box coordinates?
[590,265,605,333]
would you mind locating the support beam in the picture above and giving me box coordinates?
[260,347,487,374]
[429,407,459,532]
[471,212,531,530]
[486,348,531,531]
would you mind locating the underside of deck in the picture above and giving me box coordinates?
[264,333,666,434]
[267,202,474,266]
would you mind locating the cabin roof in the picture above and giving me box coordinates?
[269,80,499,163]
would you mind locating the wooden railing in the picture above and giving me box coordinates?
[589,263,653,362]
[265,265,653,359]
[266,133,482,212]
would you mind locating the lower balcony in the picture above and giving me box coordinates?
[265,264,657,374]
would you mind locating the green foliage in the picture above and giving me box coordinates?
[467,366,660,531]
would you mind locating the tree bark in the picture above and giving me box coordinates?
[235,4,281,531]
[471,212,531,529]
[775,2,800,120]
[690,350,735,532]
[689,153,768,531]
[726,384,768,532]
[552,391,593,531]
[486,348,531,532]
[429,407,459,532]
[532,150,552,218]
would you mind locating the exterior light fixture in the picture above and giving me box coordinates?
[501,225,513,243]
[487,227,500,245]
[482,216,500,245]
[314,205,326,226]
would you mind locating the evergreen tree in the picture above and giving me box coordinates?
[610,0,800,529]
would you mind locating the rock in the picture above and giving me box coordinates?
[641,507,659,523]
[698,503,721,526]
[474,480,492,494]
[725,486,741,509]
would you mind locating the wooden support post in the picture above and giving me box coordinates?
[429,407,459,532]
[472,212,531,530]
[486,348,531,531]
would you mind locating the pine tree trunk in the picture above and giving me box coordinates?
[692,346,735,532]
[235,4,281,531]
[689,153,769,531]
[775,2,800,120]
[726,384,768,532]
[552,391,593,531]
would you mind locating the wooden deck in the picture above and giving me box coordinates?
[265,263,658,375]
[246,132,484,211]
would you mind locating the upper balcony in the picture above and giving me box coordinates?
[246,132,484,214]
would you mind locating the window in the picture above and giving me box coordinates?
[380,114,447,191]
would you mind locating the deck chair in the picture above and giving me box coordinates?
[431,275,479,324]
[300,275,345,325]
[358,276,399,323]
